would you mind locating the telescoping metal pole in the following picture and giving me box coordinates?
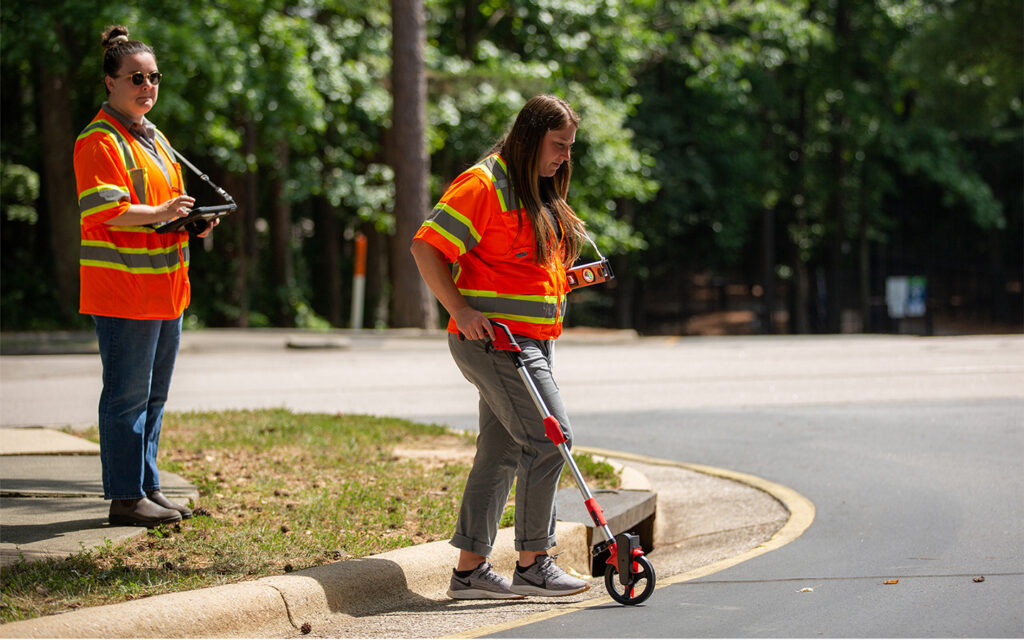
[512,358,617,545]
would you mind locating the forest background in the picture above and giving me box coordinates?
[2,0,1021,336]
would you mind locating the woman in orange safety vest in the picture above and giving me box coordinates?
[411,95,591,599]
[74,25,216,528]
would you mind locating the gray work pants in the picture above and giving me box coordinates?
[447,332,573,557]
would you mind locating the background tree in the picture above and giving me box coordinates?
[1,0,1019,335]
[390,0,437,328]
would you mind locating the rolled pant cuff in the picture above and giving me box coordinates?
[450,533,493,558]
[106,494,145,501]
[514,535,557,552]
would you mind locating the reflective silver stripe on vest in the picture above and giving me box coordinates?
[80,242,188,274]
[79,121,148,205]
[79,186,129,214]
[423,203,479,254]
[459,290,565,325]
[476,155,518,213]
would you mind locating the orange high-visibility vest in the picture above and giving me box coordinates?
[414,153,570,340]
[74,109,190,320]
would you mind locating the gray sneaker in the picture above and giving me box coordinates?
[447,562,524,600]
[510,555,590,597]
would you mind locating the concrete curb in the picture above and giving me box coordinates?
[0,508,591,638]
[0,582,292,638]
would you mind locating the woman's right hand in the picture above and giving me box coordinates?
[411,239,497,340]
[157,195,196,222]
[453,307,495,341]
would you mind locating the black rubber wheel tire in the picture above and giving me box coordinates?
[603,554,656,605]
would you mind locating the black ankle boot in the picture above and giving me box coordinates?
[147,490,193,519]
[109,497,182,527]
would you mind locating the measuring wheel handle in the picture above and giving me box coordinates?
[486,321,520,353]
[603,533,656,605]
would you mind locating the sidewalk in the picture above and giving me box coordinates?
[0,428,197,567]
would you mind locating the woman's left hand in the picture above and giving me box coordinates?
[196,217,221,238]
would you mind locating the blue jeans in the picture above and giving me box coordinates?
[92,315,182,500]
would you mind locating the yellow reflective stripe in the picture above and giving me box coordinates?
[78,183,129,200]
[459,288,565,324]
[79,259,188,275]
[111,225,163,233]
[459,289,559,304]
[482,312,560,326]
[80,240,188,274]
[421,220,467,255]
[80,201,124,221]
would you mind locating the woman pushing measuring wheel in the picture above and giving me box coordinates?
[411,94,653,604]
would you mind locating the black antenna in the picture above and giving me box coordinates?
[169,148,236,206]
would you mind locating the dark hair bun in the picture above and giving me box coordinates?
[101,25,130,50]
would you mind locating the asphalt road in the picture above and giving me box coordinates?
[2,330,1021,637]
[480,336,1023,638]
[492,399,1022,638]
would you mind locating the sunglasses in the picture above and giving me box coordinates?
[120,71,162,86]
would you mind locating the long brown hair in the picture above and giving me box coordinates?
[488,95,586,267]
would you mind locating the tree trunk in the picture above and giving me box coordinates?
[613,198,637,330]
[317,195,344,326]
[760,208,777,334]
[825,126,847,333]
[222,171,249,327]
[389,0,438,328]
[857,188,871,333]
[366,225,390,329]
[269,138,293,325]
[238,118,261,327]
[36,67,79,322]
[791,85,811,334]
[825,0,851,333]
[456,0,481,59]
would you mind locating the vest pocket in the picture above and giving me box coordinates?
[498,210,534,259]
[128,167,148,206]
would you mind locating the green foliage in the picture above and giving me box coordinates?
[1,163,39,224]
[0,0,1019,331]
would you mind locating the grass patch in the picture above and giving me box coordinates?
[1,409,618,623]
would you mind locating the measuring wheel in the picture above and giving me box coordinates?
[604,554,656,605]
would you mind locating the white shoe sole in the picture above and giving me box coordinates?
[509,582,590,597]
[447,588,525,600]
